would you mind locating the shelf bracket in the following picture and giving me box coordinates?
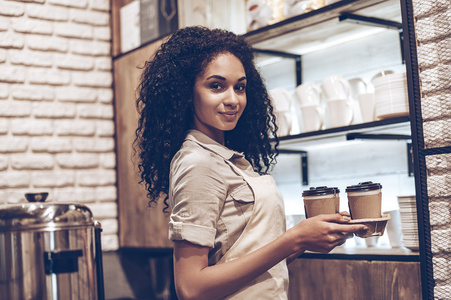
[278,149,308,186]
[339,13,405,64]
[339,13,403,30]
[253,48,303,86]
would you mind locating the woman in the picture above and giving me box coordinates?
[135,26,366,300]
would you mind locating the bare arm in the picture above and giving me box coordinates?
[173,213,366,300]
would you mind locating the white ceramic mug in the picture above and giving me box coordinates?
[295,82,322,106]
[284,0,310,18]
[349,78,367,99]
[269,88,292,112]
[365,236,380,247]
[326,98,353,127]
[321,75,351,100]
[270,88,293,136]
[300,104,323,132]
[275,110,292,136]
[358,92,376,123]
[246,0,273,30]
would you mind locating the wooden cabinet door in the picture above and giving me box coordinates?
[114,39,173,248]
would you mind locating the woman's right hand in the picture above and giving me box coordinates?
[286,213,367,254]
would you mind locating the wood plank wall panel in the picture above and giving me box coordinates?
[114,39,173,248]
[288,258,421,300]
[370,260,422,300]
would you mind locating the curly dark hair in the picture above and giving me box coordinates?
[135,26,279,210]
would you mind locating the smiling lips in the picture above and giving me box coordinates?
[220,111,239,120]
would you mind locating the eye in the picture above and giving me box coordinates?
[210,83,222,90]
[235,84,246,92]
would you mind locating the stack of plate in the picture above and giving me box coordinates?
[398,195,419,251]
[373,72,409,120]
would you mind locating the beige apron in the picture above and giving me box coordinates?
[218,160,289,299]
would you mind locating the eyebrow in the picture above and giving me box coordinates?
[206,75,247,82]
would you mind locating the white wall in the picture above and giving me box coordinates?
[0,0,118,250]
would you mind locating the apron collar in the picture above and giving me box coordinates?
[185,129,245,161]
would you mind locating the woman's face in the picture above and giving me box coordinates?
[192,52,247,144]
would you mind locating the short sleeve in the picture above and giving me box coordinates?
[168,149,227,248]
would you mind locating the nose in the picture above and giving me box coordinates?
[224,87,239,107]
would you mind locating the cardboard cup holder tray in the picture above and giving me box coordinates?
[348,214,391,238]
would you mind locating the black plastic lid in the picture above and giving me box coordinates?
[345,181,382,192]
[302,186,340,197]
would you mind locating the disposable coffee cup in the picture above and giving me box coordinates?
[302,186,340,218]
[346,181,382,220]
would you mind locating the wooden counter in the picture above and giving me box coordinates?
[288,257,421,300]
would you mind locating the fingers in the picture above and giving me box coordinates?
[305,214,367,234]
[321,233,349,253]
[337,231,353,241]
[297,215,369,253]
[340,232,354,240]
[318,213,351,223]
[339,211,351,217]
[331,232,354,250]
[335,223,368,233]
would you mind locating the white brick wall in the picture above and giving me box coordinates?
[413,1,451,298]
[0,0,117,251]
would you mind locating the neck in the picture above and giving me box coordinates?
[192,120,225,145]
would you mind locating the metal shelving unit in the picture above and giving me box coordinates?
[243,0,423,264]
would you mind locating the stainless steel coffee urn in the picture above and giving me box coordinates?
[0,193,105,300]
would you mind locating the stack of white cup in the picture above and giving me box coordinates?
[294,82,324,132]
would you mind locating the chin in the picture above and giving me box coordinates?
[222,123,239,132]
